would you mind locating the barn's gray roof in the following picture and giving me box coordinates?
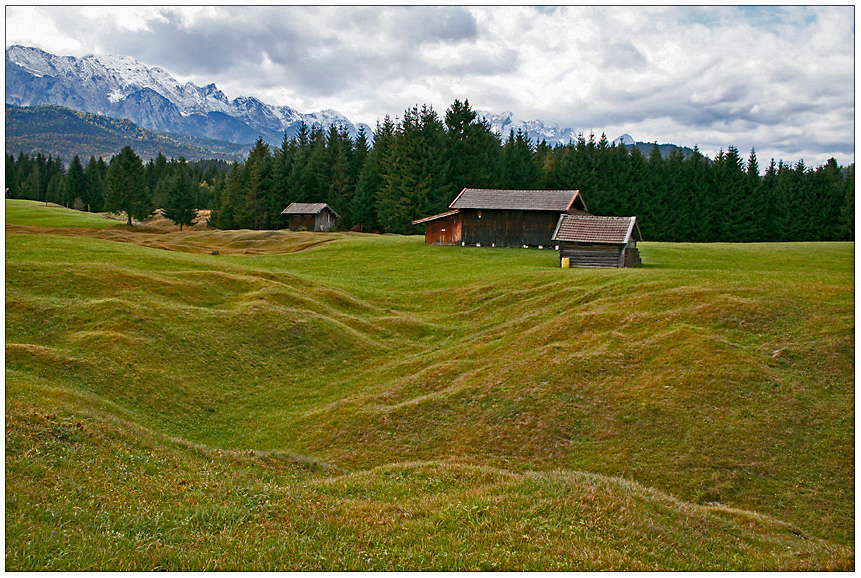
[552,214,640,245]
[449,188,585,212]
[281,202,340,218]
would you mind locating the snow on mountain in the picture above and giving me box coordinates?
[5,45,363,144]
[7,45,627,151]
[476,109,581,147]
[612,134,635,147]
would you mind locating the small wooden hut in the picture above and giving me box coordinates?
[412,189,588,248]
[281,202,340,232]
[552,214,642,268]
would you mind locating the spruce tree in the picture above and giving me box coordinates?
[353,117,395,232]
[84,156,107,212]
[66,155,87,209]
[103,146,153,226]
[160,157,199,231]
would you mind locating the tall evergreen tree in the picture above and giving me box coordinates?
[160,157,199,231]
[501,129,540,189]
[103,146,153,226]
[443,98,502,197]
[84,156,108,212]
[377,106,448,233]
[66,155,87,209]
[353,116,395,232]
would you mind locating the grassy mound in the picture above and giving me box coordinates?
[5,199,855,570]
[6,399,850,571]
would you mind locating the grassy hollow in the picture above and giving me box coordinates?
[5,199,855,570]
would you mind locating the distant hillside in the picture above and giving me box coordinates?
[5,104,251,163]
[631,141,696,158]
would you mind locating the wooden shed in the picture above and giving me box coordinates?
[412,189,588,248]
[281,202,340,232]
[552,214,642,268]
[412,209,462,246]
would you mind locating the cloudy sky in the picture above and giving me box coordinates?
[5,5,856,167]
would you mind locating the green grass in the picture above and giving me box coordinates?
[5,199,855,570]
[4,199,123,229]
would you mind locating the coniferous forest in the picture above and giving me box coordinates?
[5,99,854,242]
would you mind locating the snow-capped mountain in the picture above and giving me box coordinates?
[611,134,635,147]
[476,110,582,147]
[7,45,640,153]
[5,45,370,145]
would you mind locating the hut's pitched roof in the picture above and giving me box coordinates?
[281,202,340,218]
[412,209,460,225]
[449,188,586,212]
[552,214,640,245]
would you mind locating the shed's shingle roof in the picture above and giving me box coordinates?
[552,214,639,244]
[449,188,584,212]
[281,202,340,217]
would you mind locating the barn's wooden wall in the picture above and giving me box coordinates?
[460,209,561,247]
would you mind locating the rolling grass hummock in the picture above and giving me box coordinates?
[5,199,855,570]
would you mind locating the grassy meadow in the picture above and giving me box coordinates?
[5,199,855,570]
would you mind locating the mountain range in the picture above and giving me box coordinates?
[6,45,370,148]
[6,44,692,162]
[476,110,582,146]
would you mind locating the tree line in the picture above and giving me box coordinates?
[6,148,229,228]
[5,98,854,241]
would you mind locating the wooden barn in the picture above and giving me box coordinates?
[412,189,588,248]
[281,202,340,232]
[552,213,642,268]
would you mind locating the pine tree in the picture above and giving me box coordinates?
[160,157,199,231]
[837,163,854,241]
[103,146,153,226]
[443,99,501,196]
[5,152,17,199]
[66,155,87,209]
[377,105,448,233]
[353,116,395,232]
[243,138,273,229]
[745,148,767,241]
[46,172,66,206]
[325,124,354,227]
[147,153,169,207]
[271,132,297,229]
[84,156,107,212]
[501,129,539,189]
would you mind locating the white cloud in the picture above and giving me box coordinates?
[4,5,854,166]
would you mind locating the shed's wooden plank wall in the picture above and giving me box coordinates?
[289,214,317,231]
[314,212,336,232]
[559,243,642,268]
[560,243,624,268]
[424,215,463,245]
[624,248,641,268]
